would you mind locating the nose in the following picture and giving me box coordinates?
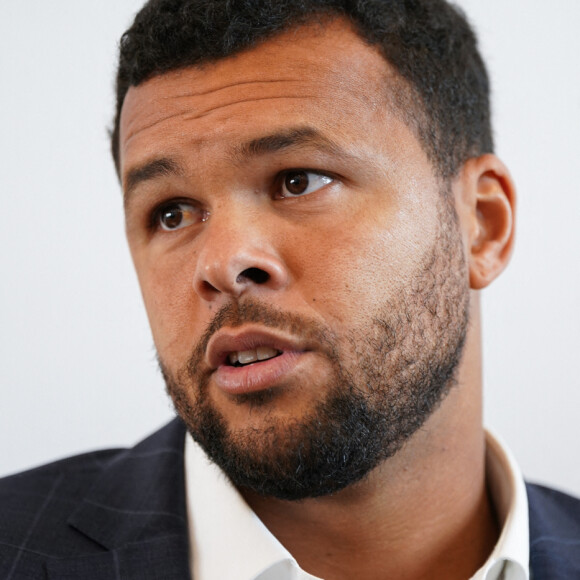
[192,210,289,303]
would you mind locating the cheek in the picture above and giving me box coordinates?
[295,206,430,329]
[133,249,205,357]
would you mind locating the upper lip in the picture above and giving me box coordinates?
[206,326,306,369]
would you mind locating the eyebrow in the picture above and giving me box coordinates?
[123,126,349,203]
[234,126,344,161]
[124,157,183,202]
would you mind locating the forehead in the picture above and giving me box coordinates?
[119,18,416,184]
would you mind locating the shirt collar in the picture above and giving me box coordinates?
[470,430,529,580]
[184,434,320,580]
[185,431,529,580]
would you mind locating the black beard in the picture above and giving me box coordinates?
[161,197,469,500]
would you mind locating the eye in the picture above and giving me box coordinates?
[279,170,333,198]
[154,202,207,231]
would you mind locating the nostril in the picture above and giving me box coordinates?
[237,267,270,285]
[201,280,219,294]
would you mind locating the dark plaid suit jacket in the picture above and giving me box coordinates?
[1,418,579,579]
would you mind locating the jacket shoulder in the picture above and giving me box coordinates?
[0,418,187,579]
[0,446,126,502]
[527,482,580,578]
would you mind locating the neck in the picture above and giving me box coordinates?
[243,295,497,580]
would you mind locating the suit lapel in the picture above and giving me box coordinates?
[47,419,191,579]
[45,535,190,579]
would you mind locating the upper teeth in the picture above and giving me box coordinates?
[228,347,280,365]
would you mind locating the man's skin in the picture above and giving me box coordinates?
[120,18,516,580]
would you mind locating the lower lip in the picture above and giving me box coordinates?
[213,351,304,395]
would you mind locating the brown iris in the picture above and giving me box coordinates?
[284,171,310,195]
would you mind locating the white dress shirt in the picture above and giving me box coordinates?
[185,431,529,580]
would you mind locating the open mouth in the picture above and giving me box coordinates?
[227,347,283,367]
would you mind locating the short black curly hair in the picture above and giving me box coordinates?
[111,0,492,179]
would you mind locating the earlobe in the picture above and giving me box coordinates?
[457,154,516,290]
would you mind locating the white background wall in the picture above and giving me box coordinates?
[1,1,579,495]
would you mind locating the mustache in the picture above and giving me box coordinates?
[186,299,338,381]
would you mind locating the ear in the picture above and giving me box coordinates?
[453,154,516,290]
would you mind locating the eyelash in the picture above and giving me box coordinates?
[148,199,200,231]
[275,169,335,199]
[147,169,336,232]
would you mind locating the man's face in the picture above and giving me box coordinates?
[120,19,470,499]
